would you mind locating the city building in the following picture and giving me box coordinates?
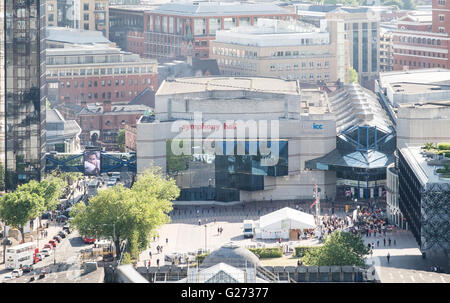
[386,162,404,229]
[0,0,47,189]
[46,26,113,49]
[124,124,137,152]
[296,4,380,89]
[46,43,158,105]
[78,100,151,149]
[379,29,394,72]
[143,1,296,61]
[137,76,337,203]
[46,0,109,37]
[392,1,450,71]
[398,145,450,254]
[46,108,81,153]
[210,18,349,83]
[306,83,395,203]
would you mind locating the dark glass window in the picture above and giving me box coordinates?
[352,23,359,72]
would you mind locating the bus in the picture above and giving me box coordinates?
[87,179,100,197]
[5,242,39,270]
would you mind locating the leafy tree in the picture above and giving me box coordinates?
[0,164,5,192]
[302,230,369,266]
[17,178,65,212]
[117,129,126,152]
[402,0,416,10]
[349,67,359,84]
[0,191,45,242]
[70,169,179,259]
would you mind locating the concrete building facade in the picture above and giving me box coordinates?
[210,18,348,83]
[137,77,337,203]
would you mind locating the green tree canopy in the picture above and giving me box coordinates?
[70,168,179,258]
[349,67,359,84]
[117,129,126,152]
[16,178,65,212]
[0,191,45,242]
[302,230,369,266]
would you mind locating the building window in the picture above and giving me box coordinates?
[84,3,89,10]
[94,93,98,99]
[309,61,314,68]
[84,24,89,30]
[84,14,89,21]
[293,64,299,70]
[278,64,283,71]
[147,79,151,84]
[102,80,105,87]
[270,64,275,71]
[438,0,445,5]
[439,27,445,33]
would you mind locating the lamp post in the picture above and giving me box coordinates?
[204,224,207,252]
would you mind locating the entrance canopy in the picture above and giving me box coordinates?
[259,207,316,231]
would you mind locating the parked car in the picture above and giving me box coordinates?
[12,268,23,278]
[35,253,45,261]
[58,231,66,238]
[48,240,57,247]
[83,236,96,244]
[42,248,52,257]
[21,264,33,273]
[43,243,53,250]
[53,235,62,242]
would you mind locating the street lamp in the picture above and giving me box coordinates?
[204,224,207,252]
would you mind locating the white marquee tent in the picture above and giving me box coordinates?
[256,207,316,240]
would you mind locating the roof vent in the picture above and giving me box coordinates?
[430,87,441,91]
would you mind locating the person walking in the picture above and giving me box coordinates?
[388,238,391,246]
[149,251,152,259]
[394,239,396,246]
[156,259,160,267]
[386,252,390,264]
[166,238,168,244]
[383,238,386,247]
[377,240,380,247]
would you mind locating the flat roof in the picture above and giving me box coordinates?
[397,100,450,109]
[379,68,450,92]
[151,2,293,17]
[400,145,450,186]
[46,27,111,45]
[156,76,300,96]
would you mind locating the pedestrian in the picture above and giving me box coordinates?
[372,242,374,250]
[383,238,386,247]
[394,239,396,246]
[160,246,163,253]
[377,240,379,247]
[147,260,151,267]
[156,259,160,267]
[374,229,377,237]
[166,238,168,244]
[149,251,152,259]
[214,218,216,224]
[198,219,201,226]
[217,227,220,235]
[386,252,390,264]
[388,238,391,246]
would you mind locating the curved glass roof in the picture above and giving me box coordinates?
[329,83,393,135]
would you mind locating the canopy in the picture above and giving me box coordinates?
[258,207,316,239]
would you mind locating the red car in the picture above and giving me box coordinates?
[49,240,57,247]
[43,243,53,250]
[83,236,96,244]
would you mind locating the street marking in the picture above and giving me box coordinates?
[410,275,415,282]
[419,273,424,281]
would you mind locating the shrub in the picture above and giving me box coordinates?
[122,252,132,265]
[294,246,320,258]
[437,143,450,150]
[249,247,283,258]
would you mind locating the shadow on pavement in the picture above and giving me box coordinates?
[69,237,87,248]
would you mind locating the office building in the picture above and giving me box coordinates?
[210,18,348,83]
[143,1,296,60]
[392,1,450,71]
[46,0,109,37]
[0,0,47,189]
[46,43,158,105]
[46,108,81,153]
[398,145,450,253]
[379,29,394,72]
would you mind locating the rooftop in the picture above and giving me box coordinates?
[156,76,301,96]
[379,69,450,92]
[200,243,261,269]
[400,145,450,186]
[151,2,293,17]
[46,27,111,45]
[80,103,151,115]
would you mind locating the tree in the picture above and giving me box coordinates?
[117,129,126,152]
[0,191,45,242]
[349,67,359,84]
[17,178,65,212]
[302,230,369,266]
[0,164,5,192]
[70,169,179,259]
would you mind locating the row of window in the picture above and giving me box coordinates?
[47,66,154,77]
[270,61,330,71]
[74,90,140,100]
[395,59,446,69]
[57,78,152,89]
[395,49,447,58]
[213,47,258,58]
[397,36,442,46]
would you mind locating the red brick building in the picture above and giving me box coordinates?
[393,1,450,70]
[46,44,158,105]
[77,100,151,150]
[143,2,296,61]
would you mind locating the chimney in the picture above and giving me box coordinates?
[103,99,111,113]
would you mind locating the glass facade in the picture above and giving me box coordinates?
[371,22,378,73]
[2,0,46,189]
[167,139,288,202]
[352,23,359,72]
[362,23,368,73]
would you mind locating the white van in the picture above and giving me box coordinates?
[243,220,254,238]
